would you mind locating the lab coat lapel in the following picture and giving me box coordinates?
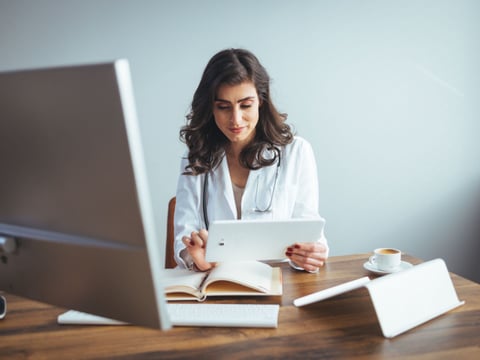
[217,155,237,218]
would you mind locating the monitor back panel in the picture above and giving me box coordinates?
[0,61,169,329]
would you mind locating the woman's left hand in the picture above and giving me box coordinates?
[285,242,328,272]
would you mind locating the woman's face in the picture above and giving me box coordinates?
[213,81,260,148]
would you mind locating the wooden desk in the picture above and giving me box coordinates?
[1,254,479,359]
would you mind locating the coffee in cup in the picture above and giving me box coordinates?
[369,248,401,271]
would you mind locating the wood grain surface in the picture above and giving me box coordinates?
[1,254,479,359]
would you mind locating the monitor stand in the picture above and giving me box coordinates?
[0,235,14,319]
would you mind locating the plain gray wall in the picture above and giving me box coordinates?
[1,0,479,282]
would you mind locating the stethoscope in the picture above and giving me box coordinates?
[202,154,281,230]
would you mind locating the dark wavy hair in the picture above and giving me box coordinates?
[180,48,294,175]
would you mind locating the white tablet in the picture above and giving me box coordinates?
[205,218,325,262]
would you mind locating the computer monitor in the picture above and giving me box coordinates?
[0,60,171,330]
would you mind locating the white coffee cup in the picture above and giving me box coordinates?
[369,248,401,271]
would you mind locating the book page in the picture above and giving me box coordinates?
[162,268,208,300]
[202,261,275,294]
[204,267,283,296]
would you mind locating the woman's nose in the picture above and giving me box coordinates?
[231,107,242,125]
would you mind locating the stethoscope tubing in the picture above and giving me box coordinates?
[202,155,281,230]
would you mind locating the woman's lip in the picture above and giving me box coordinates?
[229,127,244,134]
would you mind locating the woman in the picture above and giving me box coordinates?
[174,48,328,272]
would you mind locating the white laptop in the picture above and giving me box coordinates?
[205,218,325,262]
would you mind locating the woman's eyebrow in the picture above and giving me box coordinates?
[214,96,256,103]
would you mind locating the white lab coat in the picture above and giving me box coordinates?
[173,136,328,268]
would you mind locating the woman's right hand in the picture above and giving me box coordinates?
[181,229,214,271]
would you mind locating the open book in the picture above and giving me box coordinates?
[163,261,283,301]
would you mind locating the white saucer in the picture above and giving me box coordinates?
[363,260,413,275]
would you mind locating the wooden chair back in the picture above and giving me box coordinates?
[165,197,177,268]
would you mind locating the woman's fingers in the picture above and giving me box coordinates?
[286,242,328,270]
[182,236,193,247]
[190,231,205,248]
[182,230,213,271]
[289,252,324,267]
[198,229,209,240]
